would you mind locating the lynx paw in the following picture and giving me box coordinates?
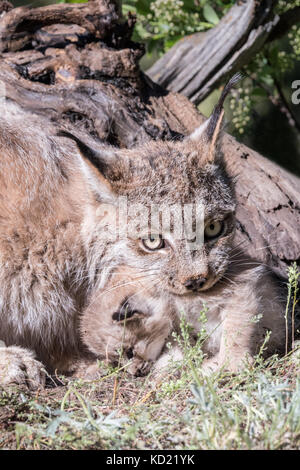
[201,357,220,376]
[127,358,153,377]
[202,353,254,376]
[0,346,46,390]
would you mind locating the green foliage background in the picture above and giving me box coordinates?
[123,0,233,54]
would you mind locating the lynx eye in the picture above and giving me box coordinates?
[204,221,223,240]
[142,236,165,251]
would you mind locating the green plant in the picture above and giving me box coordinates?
[228,1,300,136]
[285,262,300,353]
[1,285,299,450]
[123,0,234,54]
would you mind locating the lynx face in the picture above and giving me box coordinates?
[78,133,237,375]
[111,140,236,296]
[77,137,236,299]
[67,76,238,300]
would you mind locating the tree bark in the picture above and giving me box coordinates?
[0,0,299,279]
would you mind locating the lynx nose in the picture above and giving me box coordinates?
[184,277,207,291]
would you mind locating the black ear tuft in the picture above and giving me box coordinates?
[206,73,243,140]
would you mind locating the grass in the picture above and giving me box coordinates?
[0,264,299,450]
[0,343,299,450]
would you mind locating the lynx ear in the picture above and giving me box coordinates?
[58,130,118,174]
[58,130,119,204]
[189,73,242,163]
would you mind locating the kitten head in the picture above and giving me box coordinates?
[63,75,240,297]
[80,266,173,376]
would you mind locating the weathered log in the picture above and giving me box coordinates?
[0,0,299,279]
[147,0,300,104]
[0,0,121,52]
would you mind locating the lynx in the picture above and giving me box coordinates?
[79,265,174,378]
[0,75,287,389]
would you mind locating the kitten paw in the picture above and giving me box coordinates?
[202,353,254,376]
[201,357,220,375]
[128,358,153,377]
[0,346,46,390]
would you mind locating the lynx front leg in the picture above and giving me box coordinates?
[0,344,46,390]
[152,344,183,377]
[204,309,256,374]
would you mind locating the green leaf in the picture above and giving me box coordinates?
[252,87,268,97]
[123,4,137,14]
[261,75,274,87]
[164,35,183,51]
[135,0,152,16]
[147,38,160,54]
[183,0,200,12]
[203,4,219,25]
[134,23,152,40]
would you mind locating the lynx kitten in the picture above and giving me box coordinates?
[0,75,287,389]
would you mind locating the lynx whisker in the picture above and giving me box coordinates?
[219,275,238,287]
[87,275,160,312]
[123,278,162,307]
[230,236,282,257]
